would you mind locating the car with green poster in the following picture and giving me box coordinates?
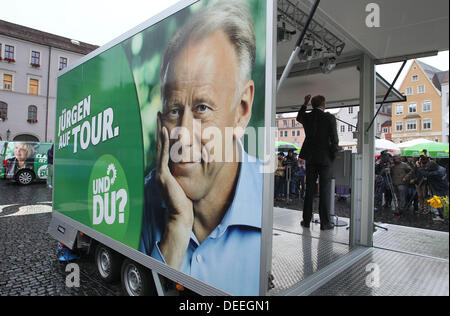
[2,141,52,185]
[0,141,6,178]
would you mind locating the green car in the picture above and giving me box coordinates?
[2,141,52,185]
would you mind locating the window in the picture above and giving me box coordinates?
[396,105,404,115]
[406,120,417,131]
[3,74,12,91]
[297,130,300,136]
[292,131,295,137]
[422,119,432,130]
[418,85,425,94]
[59,57,68,70]
[280,131,283,138]
[422,101,432,112]
[340,125,345,133]
[27,105,37,122]
[408,103,417,113]
[29,79,39,95]
[284,131,288,137]
[382,127,389,133]
[4,45,14,60]
[0,101,7,120]
[348,125,353,132]
[31,51,40,66]
[291,120,296,128]
[348,107,353,114]
[283,120,287,127]
[412,75,419,82]
[405,87,413,96]
[396,122,403,132]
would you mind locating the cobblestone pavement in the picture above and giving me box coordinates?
[0,181,122,296]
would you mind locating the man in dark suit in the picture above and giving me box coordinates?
[297,95,340,230]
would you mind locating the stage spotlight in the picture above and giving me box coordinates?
[277,22,296,43]
[320,57,337,74]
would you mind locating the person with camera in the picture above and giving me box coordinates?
[283,149,299,198]
[275,152,286,200]
[416,156,449,221]
[390,155,413,216]
[408,156,429,214]
[375,150,393,210]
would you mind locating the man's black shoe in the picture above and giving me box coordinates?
[300,221,310,228]
[320,223,335,231]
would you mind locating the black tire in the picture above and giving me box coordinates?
[94,244,122,283]
[121,259,156,296]
[15,169,35,185]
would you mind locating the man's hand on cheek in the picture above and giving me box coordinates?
[156,113,194,269]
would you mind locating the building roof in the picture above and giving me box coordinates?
[433,71,449,89]
[415,60,449,91]
[416,60,443,81]
[0,20,98,55]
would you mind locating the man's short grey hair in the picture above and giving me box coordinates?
[160,0,256,98]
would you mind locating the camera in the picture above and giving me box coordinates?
[419,156,429,166]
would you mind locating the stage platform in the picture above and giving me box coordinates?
[270,207,449,296]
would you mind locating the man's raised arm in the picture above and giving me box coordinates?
[297,95,311,124]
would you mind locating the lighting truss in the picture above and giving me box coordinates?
[278,0,345,58]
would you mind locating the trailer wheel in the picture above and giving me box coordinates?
[16,169,35,185]
[95,245,122,283]
[121,259,155,296]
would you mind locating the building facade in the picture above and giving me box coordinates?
[391,60,449,144]
[336,104,392,151]
[276,113,305,147]
[439,72,449,143]
[0,20,98,142]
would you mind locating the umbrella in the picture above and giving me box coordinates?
[276,141,300,153]
[402,142,449,158]
[375,139,400,152]
[397,138,433,149]
[339,141,357,147]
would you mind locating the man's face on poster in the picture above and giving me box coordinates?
[159,30,254,201]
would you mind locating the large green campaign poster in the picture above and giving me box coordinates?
[54,0,268,296]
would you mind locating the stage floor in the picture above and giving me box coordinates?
[270,207,449,296]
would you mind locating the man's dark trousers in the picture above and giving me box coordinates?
[303,162,332,226]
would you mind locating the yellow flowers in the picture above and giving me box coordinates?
[428,196,443,209]
[428,196,449,219]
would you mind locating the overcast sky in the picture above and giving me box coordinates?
[0,0,180,46]
[1,0,448,89]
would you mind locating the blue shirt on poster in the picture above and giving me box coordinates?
[139,149,263,296]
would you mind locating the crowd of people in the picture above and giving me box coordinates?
[274,150,306,201]
[375,149,449,222]
[274,147,449,223]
